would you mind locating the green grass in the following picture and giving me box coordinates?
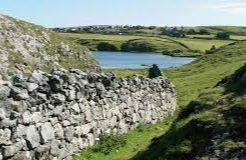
[187,26,246,36]
[60,33,236,56]
[174,37,233,52]
[60,33,195,56]
[73,40,246,160]
[230,35,246,40]
[187,34,246,41]
[73,117,175,160]
[60,33,147,41]
[132,64,246,160]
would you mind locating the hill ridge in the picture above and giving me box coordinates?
[0,13,99,80]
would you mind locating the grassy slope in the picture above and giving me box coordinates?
[60,33,234,56]
[60,33,194,56]
[16,20,100,72]
[73,40,246,160]
[0,14,99,78]
[56,26,246,57]
[174,37,233,52]
[132,65,246,160]
[195,26,246,36]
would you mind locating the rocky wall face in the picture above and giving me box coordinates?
[0,68,177,160]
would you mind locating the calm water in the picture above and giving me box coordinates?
[93,51,195,69]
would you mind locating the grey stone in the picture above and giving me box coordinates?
[31,112,43,123]
[66,73,77,85]
[16,138,28,151]
[28,70,48,86]
[57,146,70,159]
[87,133,95,146]
[70,114,84,125]
[74,126,82,137]
[21,111,32,124]
[17,92,30,100]
[118,120,128,133]
[54,123,64,140]
[26,125,40,149]
[40,122,55,143]
[53,105,63,117]
[14,124,27,138]
[2,139,26,157]
[2,145,19,157]
[64,126,74,142]
[0,128,11,145]
[81,123,92,135]
[70,102,80,114]
[84,110,92,122]
[10,86,29,100]
[65,143,77,156]
[0,108,6,120]
[35,92,47,104]
[109,116,117,127]
[12,151,32,160]
[0,118,17,128]
[26,82,39,92]
[12,74,26,84]
[49,75,63,92]
[48,117,58,126]
[62,120,71,127]
[0,85,10,100]
[34,144,52,160]
[132,113,140,123]
[66,89,76,101]
[50,140,60,156]
[51,93,66,104]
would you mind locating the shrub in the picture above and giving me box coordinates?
[187,29,197,35]
[199,29,210,35]
[210,45,216,51]
[121,40,154,52]
[92,134,127,155]
[161,27,185,37]
[216,32,230,40]
[97,42,119,51]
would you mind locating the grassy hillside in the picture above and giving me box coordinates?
[60,33,194,56]
[0,14,99,80]
[193,26,246,36]
[132,64,246,160]
[73,40,246,160]
[173,37,233,52]
[60,33,234,57]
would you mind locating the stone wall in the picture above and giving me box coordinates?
[0,68,177,160]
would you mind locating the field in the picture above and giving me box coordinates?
[73,39,246,160]
[174,37,233,52]
[60,33,193,56]
[60,33,235,56]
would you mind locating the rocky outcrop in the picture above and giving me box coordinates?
[0,68,177,160]
[0,13,99,80]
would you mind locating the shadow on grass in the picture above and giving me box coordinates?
[130,100,246,160]
[130,114,220,160]
[130,64,246,160]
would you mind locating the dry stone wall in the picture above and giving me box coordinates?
[0,68,177,160]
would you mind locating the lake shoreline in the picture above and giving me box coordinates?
[93,51,196,69]
[91,49,200,58]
